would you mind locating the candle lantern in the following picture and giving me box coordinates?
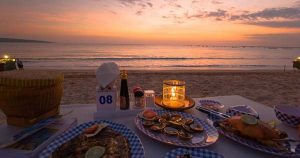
[162,80,185,108]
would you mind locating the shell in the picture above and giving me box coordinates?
[150,123,166,132]
[164,127,178,136]
[170,114,182,122]
[138,112,157,121]
[190,123,203,132]
[142,120,155,127]
[161,113,172,120]
[158,118,167,123]
[178,130,193,139]
[182,124,193,133]
[184,118,194,125]
[168,120,182,127]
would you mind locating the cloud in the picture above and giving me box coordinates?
[117,0,145,6]
[164,0,183,9]
[206,9,227,20]
[296,0,300,6]
[136,10,143,15]
[112,0,153,16]
[186,9,228,21]
[245,33,300,47]
[230,7,300,21]
[146,2,153,7]
[211,0,223,5]
[116,0,153,8]
[184,7,300,28]
[246,20,300,28]
[192,0,200,4]
[230,7,300,28]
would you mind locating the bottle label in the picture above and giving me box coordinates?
[120,96,129,109]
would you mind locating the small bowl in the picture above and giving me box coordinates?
[274,105,300,127]
[198,100,224,112]
[226,105,259,119]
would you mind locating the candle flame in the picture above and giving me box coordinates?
[171,87,176,100]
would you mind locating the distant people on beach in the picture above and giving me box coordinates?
[16,58,24,69]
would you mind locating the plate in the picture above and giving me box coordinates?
[39,120,145,158]
[135,109,219,147]
[155,95,195,111]
[164,148,224,158]
[226,105,259,119]
[218,128,300,157]
[198,99,224,111]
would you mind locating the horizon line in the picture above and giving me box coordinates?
[1,37,300,49]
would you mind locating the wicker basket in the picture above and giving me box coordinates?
[0,70,64,127]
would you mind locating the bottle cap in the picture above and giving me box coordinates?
[120,70,128,79]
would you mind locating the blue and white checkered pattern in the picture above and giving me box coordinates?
[135,109,219,148]
[275,107,300,127]
[226,108,259,119]
[218,128,300,157]
[198,100,224,109]
[163,148,224,158]
[207,113,225,122]
[39,120,145,158]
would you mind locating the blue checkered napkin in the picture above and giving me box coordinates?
[275,108,300,127]
[198,100,224,108]
[135,109,219,148]
[207,113,225,122]
[226,106,259,119]
[218,129,300,157]
[39,120,145,158]
[163,148,224,158]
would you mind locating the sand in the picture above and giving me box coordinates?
[60,70,300,107]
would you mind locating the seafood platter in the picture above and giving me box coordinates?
[39,120,144,158]
[196,100,300,157]
[215,114,300,157]
[135,109,219,147]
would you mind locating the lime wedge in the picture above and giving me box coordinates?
[267,120,276,128]
[85,146,105,158]
[241,115,258,125]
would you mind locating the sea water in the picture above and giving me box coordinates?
[0,43,299,70]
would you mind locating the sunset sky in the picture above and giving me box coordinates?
[0,0,300,46]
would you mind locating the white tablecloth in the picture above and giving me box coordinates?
[60,95,299,158]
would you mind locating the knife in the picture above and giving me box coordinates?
[196,106,230,119]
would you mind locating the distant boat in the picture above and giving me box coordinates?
[293,57,300,70]
[0,55,23,71]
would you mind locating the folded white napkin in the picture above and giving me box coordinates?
[96,62,120,88]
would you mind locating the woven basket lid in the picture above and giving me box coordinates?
[0,70,64,88]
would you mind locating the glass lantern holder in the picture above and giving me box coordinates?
[162,80,186,107]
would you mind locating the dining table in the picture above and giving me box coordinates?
[58,95,299,158]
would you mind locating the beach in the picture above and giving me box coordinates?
[61,70,300,107]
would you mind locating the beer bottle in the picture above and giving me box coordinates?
[120,70,130,110]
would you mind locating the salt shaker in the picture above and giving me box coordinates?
[144,90,155,107]
[133,86,145,109]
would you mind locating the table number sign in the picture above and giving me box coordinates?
[96,86,117,112]
[95,62,120,112]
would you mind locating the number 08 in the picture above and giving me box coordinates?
[99,95,113,104]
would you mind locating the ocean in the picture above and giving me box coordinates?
[0,43,299,70]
